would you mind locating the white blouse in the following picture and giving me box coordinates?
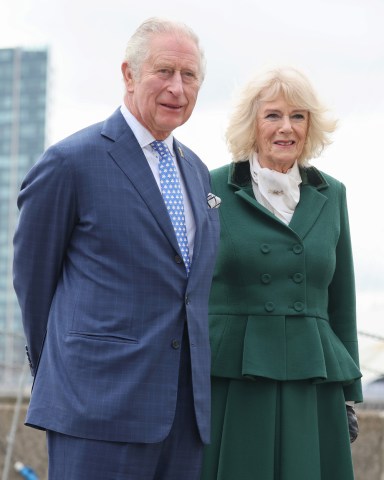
[249,153,302,225]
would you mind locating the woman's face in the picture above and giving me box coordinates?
[256,94,309,172]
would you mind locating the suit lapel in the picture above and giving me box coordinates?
[234,187,276,220]
[174,141,205,266]
[102,113,180,254]
[229,160,329,239]
[289,184,327,239]
[234,182,328,240]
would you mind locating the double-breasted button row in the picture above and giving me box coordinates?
[260,273,304,284]
[260,243,304,255]
[263,301,305,313]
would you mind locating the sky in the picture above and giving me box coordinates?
[2,0,384,383]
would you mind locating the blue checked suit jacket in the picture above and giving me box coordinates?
[13,108,220,444]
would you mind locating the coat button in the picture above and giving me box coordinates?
[174,254,182,264]
[185,295,190,305]
[293,273,303,283]
[261,273,272,284]
[260,244,271,254]
[265,301,275,312]
[171,339,180,349]
[293,244,303,254]
[294,301,304,312]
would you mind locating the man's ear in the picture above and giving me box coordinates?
[121,62,134,92]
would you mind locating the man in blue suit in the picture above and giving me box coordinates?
[13,17,220,480]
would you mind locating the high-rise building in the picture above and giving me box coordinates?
[0,47,48,390]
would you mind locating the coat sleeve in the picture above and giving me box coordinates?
[13,145,77,375]
[328,182,363,402]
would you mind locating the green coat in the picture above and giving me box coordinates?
[209,161,362,401]
[202,161,362,479]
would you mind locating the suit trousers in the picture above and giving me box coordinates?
[46,326,204,480]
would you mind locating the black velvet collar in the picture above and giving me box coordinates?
[228,160,328,190]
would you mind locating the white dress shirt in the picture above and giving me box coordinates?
[120,104,196,259]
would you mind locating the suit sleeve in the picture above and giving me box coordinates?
[13,145,77,375]
[328,183,363,402]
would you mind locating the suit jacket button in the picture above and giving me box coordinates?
[265,301,275,312]
[260,244,271,254]
[293,244,303,254]
[294,301,304,312]
[261,273,272,284]
[293,273,303,283]
[172,339,180,349]
[174,254,182,264]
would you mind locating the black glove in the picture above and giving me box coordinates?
[346,404,359,443]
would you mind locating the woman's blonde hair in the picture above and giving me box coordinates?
[226,66,337,164]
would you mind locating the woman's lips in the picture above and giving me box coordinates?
[274,140,295,145]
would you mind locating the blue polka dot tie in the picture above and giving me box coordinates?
[151,141,191,276]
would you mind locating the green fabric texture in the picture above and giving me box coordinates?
[201,377,355,480]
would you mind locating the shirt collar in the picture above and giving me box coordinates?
[120,104,174,155]
[228,159,329,190]
[250,154,302,185]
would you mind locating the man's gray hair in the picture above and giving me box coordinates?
[124,17,206,84]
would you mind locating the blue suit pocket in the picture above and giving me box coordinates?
[68,331,139,344]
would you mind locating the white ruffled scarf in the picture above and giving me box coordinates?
[249,153,302,225]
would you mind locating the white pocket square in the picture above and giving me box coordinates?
[207,193,221,209]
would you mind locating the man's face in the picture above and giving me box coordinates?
[122,33,201,140]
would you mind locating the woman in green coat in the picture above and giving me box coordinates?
[201,67,362,480]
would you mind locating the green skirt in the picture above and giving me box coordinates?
[201,377,354,480]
